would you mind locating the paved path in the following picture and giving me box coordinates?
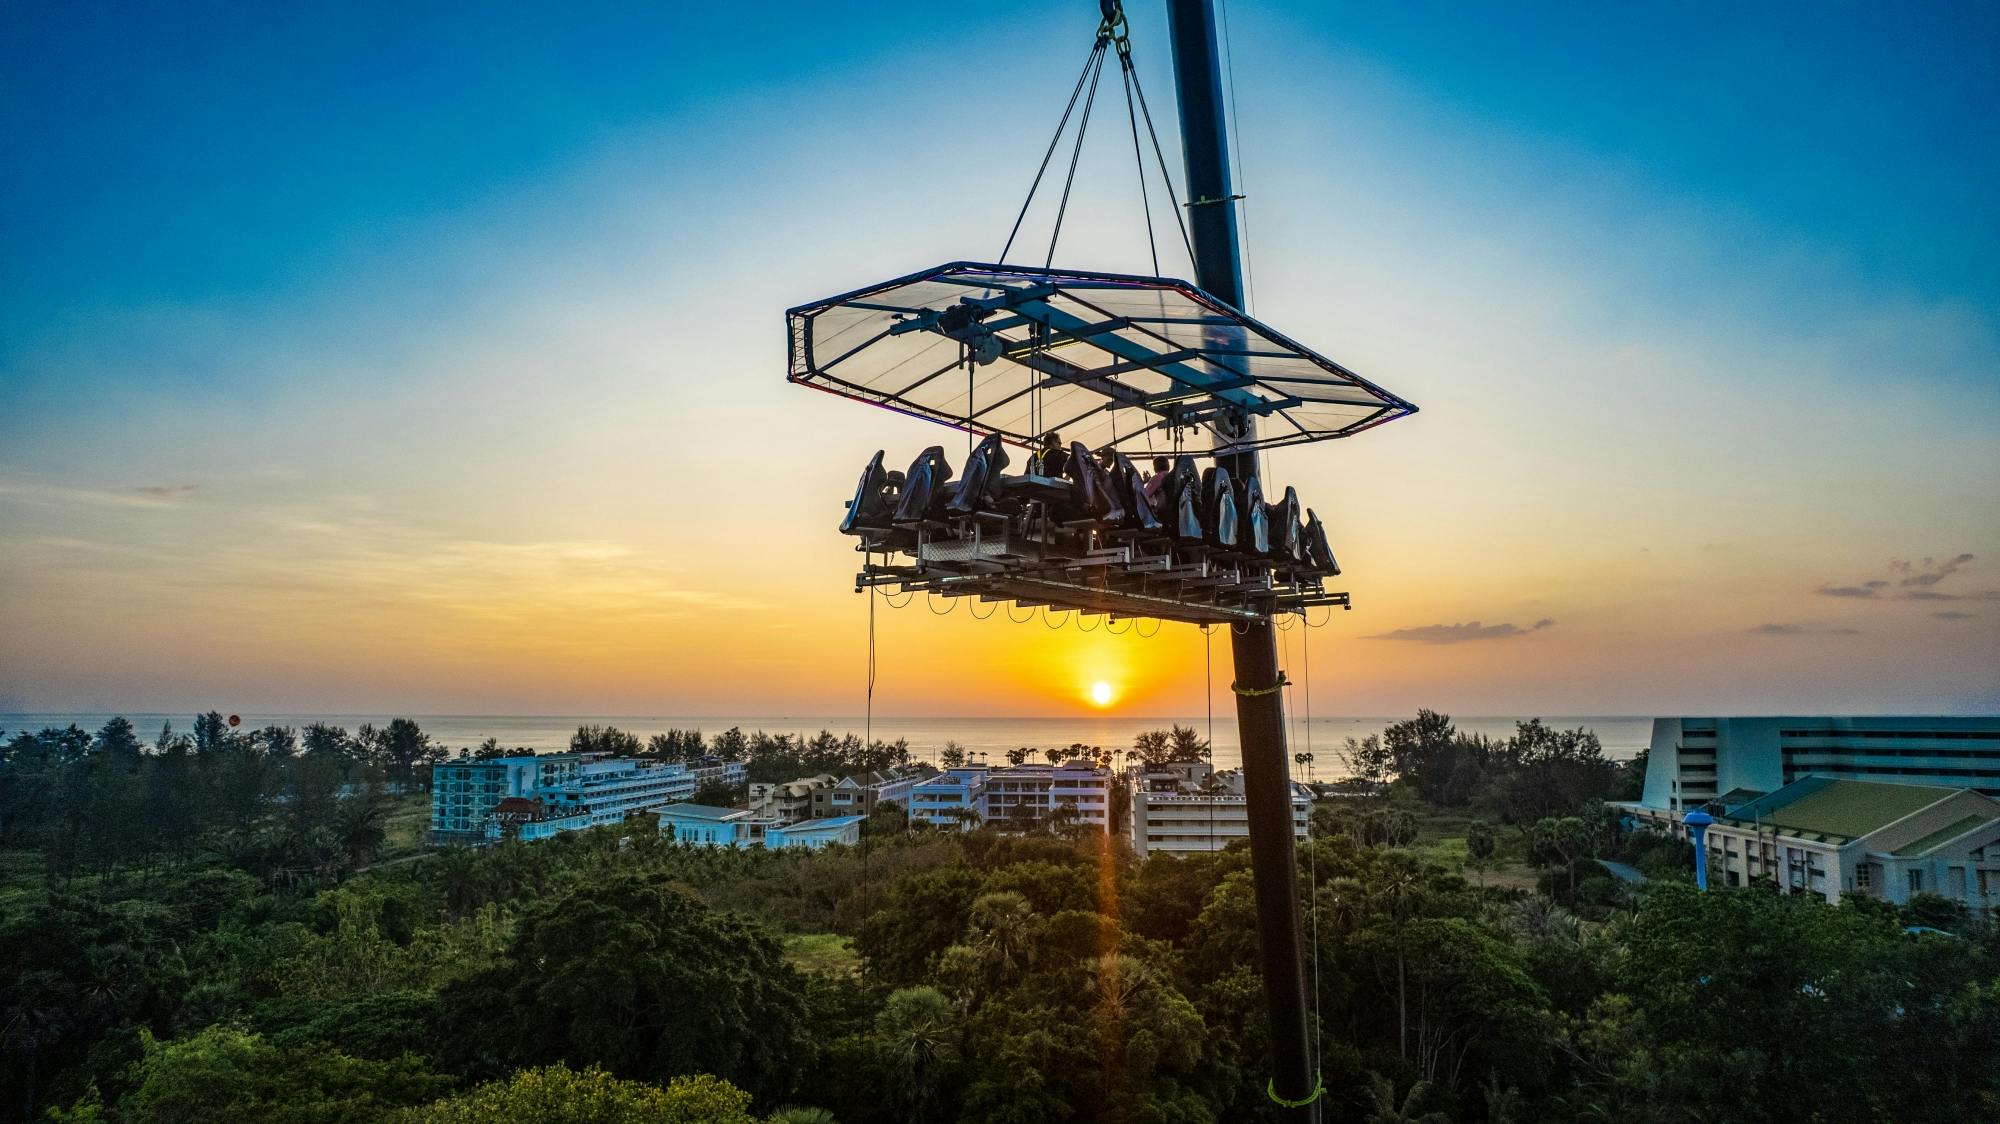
[1596,858,1648,884]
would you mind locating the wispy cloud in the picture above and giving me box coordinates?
[134,483,200,498]
[1369,618,1555,645]
[0,480,187,509]
[1934,611,1977,621]
[1815,553,1998,603]
[1749,622,1861,636]
[1894,553,1976,588]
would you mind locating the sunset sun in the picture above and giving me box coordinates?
[1088,681,1115,708]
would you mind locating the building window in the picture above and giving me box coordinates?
[1908,869,1923,894]
[1855,864,1871,890]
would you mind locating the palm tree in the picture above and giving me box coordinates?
[766,1110,837,1124]
[1361,1072,1449,1124]
[875,986,959,1117]
[967,891,1038,980]
[337,798,387,867]
[1371,861,1425,1061]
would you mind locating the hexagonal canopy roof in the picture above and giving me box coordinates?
[787,262,1415,455]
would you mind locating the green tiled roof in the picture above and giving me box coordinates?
[1728,779,1954,840]
[1894,814,1991,856]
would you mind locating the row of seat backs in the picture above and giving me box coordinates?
[842,440,1338,573]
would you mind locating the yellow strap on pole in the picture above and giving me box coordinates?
[1231,670,1289,698]
[1266,1073,1324,1109]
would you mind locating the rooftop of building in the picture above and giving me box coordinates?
[1892,813,1992,856]
[658,803,753,822]
[987,760,1107,775]
[1721,777,1958,841]
[774,815,867,832]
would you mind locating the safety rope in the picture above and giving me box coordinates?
[865,582,877,749]
[1302,611,1322,1076]
[1203,624,1214,748]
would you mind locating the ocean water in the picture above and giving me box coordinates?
[0,712,1653,775]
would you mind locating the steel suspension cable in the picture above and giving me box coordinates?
[1118,43,1160,276]
[1218,0,1256,312]
[999,37,1108,264]
[1046,43,1110,267]
[1125,58,1199,273]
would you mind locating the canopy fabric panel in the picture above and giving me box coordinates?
[787,262,1416,455]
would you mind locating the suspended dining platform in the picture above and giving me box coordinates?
[788,262,1417,624]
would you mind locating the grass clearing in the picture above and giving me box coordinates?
[381,792,432,857]
[786,932,861,977]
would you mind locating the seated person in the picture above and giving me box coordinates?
[1141,456,1171,516]
[1064,441,1126,524]
[893,446,953,522]
[1110,451,1164,533]
[1028,431,1069,478]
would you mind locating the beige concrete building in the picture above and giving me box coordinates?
[748,774,836,824]
[1627,776,2000,913]
[1127,761,1311,858]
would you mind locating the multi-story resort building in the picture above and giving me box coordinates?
[688,756,749,788]
[910,766,990,830]
[657,803,865,850]
[1639,716,2000,812]
[1127,761,1312,857]
[821,764,938,818]
[749,775,837,824]
[1624,716,2000,916]
[1627,777,2000,914]
[431,753,739,843]
[982,760,1113,830]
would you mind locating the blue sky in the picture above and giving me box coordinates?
[3,2,1995,715]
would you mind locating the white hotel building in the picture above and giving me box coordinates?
[1624,716,2000,916]
[1127,761,1311,857]
[1640,716,2000,813]
[430,753,744,843]
[981,761,1114,830]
